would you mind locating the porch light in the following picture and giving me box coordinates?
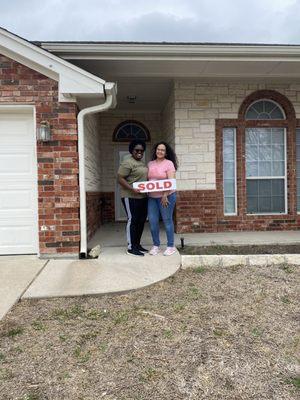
[37,121,51,142]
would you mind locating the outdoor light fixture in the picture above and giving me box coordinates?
[37,121,51,142]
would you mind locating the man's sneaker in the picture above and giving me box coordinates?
[126,249,144,257]
[163,247,176,256]
[137,245,148,253]
[149,246,160,256]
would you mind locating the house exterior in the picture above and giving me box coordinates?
[1,27,300,258]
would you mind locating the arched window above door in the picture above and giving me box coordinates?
[113,120,150,142]
[245,99,285,120]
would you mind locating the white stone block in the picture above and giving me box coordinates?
[176,109,188,119]
[200,124,215,133]
[221,255,247,267]
[284,254,300,265]
[177,180,196,190]
[200,256,222,267]
[247,255,270,266]
[196,183,216,190]
[181,154,204,163]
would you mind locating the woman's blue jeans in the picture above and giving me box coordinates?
[148,192,176,247]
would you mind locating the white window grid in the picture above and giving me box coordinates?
[246,128,287,215]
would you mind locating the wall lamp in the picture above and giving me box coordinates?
[37,121,51,142]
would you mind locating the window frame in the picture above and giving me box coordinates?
[112,120,150,142]
[223,127,237,216]
[245,99,286,120]
[296,128,300,214]
[245,127,287,215]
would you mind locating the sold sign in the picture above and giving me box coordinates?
[133,179,176,193]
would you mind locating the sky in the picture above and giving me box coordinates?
[1,0,300,44]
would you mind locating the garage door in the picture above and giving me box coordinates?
[0,108,38,255]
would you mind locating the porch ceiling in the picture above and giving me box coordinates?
[77,77,173,112]
[40,42,300,111]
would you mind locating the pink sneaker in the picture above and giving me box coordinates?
[149,246,160,255]
[163,247,176,256]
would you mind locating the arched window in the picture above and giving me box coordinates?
[113,120,150,142]
[245,99,285,120]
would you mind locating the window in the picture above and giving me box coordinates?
[246,100,285,120]
[297,128,300,212]
[246,128,286,214]
[223,128,237,214]
[113,120,150,142]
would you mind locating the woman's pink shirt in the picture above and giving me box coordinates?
[147,159,176,198]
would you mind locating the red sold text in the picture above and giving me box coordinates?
[133,179,176,193]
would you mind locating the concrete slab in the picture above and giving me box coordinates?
[22,247,181,299]
[0,256,47,320]
[88,222,300,249]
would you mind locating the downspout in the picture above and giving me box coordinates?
[77,82,117,258]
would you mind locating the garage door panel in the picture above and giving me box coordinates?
[0,154,32,174]
[0,189,34,211]
[0,110,38,255]
[0,117,33,143]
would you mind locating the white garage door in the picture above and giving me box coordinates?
[0,108,38,255]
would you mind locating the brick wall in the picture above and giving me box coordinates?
[86,192,114,240]
[0,54,80,256]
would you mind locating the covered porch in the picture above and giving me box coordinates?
[88,222,300,250]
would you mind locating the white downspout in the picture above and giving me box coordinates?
[77,82,117,257]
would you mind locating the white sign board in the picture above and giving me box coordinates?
[133,179,176,193]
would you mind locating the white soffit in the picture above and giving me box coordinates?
[0,28,106,101]
[40,42,300,78]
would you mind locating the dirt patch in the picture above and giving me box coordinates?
[179,244,300,255]
[0,265,299,400]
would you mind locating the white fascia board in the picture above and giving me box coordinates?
[0,29,106,101]
[40,42,300,61]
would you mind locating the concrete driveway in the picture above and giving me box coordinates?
[0,256,47,320]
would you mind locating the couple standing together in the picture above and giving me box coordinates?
[117,139,178,257]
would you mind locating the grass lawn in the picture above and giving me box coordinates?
[0,264,299,400]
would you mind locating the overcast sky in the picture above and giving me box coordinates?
[1,0,300,44]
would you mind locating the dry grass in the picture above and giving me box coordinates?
[0,264,299,400]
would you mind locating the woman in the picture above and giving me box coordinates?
[148,141,178,256]
[117,139,148,257]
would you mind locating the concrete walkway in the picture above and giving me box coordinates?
[22,247,180,299]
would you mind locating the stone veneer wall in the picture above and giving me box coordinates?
[0,54,80,255]
[84,114,103,238]
[84,113,102,191]
[175,80,300,232]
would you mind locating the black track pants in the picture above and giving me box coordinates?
[121,197,148,250]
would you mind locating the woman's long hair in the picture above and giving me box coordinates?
[151,141,178,170]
